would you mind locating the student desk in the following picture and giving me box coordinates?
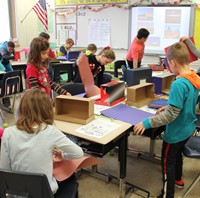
[54,116,132,198]
[11,61,27,75]
[11,61,27,89]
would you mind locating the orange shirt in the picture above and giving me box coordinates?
[126,37,144,62]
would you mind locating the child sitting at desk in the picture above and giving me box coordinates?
[74,46,115,87]
[0,41,15,72]
[85,43,97,55]
[57,38,74,57]
[134,42,200,198]
[0,89,83,195]
[26,37,71,97]
[39,32,56,59]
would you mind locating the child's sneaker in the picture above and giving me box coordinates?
[175,179,184,188]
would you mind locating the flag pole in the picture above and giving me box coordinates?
[21,8,33,23]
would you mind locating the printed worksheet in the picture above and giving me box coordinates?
[75,118,120,138]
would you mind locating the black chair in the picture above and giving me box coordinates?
[121,65,127,82]
[101,72,112,84]
[129,126,165,163]
[0,169,79,198]
[0,70,23,125]
[113,60,126,78]
[182,136,200,198]
[52,63,74,84]
[61,83,85,96]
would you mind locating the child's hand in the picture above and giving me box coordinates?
[134,122,145,135]
[156,106,167,114]
[180,37,189,42]
[65,92,71,96]
[53,149,64,162]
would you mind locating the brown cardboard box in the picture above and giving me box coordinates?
[54,95,95,124]
[126,83,155,108]
[152,73,175,94]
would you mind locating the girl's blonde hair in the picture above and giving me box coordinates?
[16,89,54,134]
[167,42,190,65]
[28,37,49,70]
[98,46,116,60]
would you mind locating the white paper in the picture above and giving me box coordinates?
[94,104,110,115]
[88,18,110,48]
[75,118,120,138]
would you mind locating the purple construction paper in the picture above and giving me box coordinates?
[101,104,154,125]
[57,56,67,60]
[75,93,86,98]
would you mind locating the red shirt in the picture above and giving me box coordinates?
[26,63,51,96]
[126,37,145,62]
[49,48,56,58]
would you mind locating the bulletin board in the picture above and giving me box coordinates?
[194,7,200,49]
[55,6,129,49]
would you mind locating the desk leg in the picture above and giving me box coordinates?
[119,178,126,198]
[118,130,128,198]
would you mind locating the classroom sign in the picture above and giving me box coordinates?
[55,0,127,6]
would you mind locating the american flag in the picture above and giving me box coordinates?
[33,0,48,31]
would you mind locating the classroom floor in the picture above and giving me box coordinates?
[0,95,200,198]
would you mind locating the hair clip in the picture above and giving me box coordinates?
[105,46,110,50]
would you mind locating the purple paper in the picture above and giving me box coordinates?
[57,56,67,60]
[101,104,154,125]
[75,93,86,98]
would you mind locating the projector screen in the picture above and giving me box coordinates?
[130,5,195,54]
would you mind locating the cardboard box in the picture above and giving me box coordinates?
[95,81,125,106]
[126,83,155,107]
[54,95,95,124]
[152,73,175,94]
[126,67,152,87]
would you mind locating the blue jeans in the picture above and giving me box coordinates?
[4,63,13,72]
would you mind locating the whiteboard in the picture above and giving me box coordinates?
[130,5,196,54]
[74,6,129,49]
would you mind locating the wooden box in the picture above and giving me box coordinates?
[152,73,175,94]
[54,95,95,124]
[126,83,155,108]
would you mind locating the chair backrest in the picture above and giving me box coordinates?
[114,60,126,78]
[0,169,54,198]
[183,136,200,159]
[52,63,73,83]
[0,70,23,97]
[121,65,127,82]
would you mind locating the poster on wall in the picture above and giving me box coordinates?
[55,8,77,46]
[88,18,110,48]
[56,24,76,46]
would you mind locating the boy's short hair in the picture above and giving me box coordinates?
[87,44,97,51]
[167,42,190,65]
[8,41,15,48]
[39,32,50,40]
[66,38,74,45]
[137,28,150,39]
